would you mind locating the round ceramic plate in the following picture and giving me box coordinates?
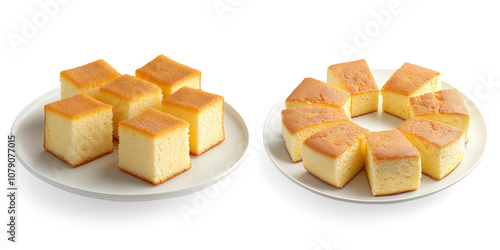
[12,88,249,201]
[263,69,487,203]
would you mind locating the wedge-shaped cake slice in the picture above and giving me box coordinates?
[281,106,350,163]
[119,108,190,185]
[397,117,465,180]
[44,94,113,167]
[302,121,369,188]
[409,88,470,143]
[161,87,224,155]
[60,59,121,99]
[136,54,201,98]
[286,77,351,117]
[99,74,162,141]
[365,130,421,196]
[327,59,379,117]
[381,62,440,120]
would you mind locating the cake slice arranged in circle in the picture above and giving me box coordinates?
[381,62,441,120]
[364,130,422,196]
[409,88,470,143]
[285,77,351,117]
[281,106,350,163]
[397,117,466,180]
[327,59,379,117]
[302,121,369,188]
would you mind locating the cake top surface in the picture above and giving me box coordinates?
[409,88,468,116]
[281,106,350,134]
[119,108,188,136]
[327,59,379,94]
[381,62,440,95]
[365,130,420,160]
[135,54,200,86]
[286,77,350,106]
[304,121,369,158]
[45,94,111,119]
[162,86,223,111]
[100,74,161,101]
[60,59,121,88]
[397,117,464,147]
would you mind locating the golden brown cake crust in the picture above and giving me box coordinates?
[306,167,364,188]
[410,88,468,116]
[365,130,420,161]
[281,106,350,134]
[162,86,223,111]
[381,62,439,95]
[119,108,189,136]
[286,77,350,106]
[397,117,463,148]
[328,59,379,94]
[44,147,113,168]
[304,121,369,158]
[119,165,191,185]
[99,74,161,101]
[45,94,111,119]
[190,137,225,156]
[60,59,121,88]
[135,55,201,86]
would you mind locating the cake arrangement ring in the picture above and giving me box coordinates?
[264,61,487,203]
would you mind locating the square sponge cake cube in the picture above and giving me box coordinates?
[161,87,224,155]
[381,62,440,120]
[409,88,470,143]
[302,121,369,188]
[44,94,113,167]
[285,77,351,117]
[398,117,465,180]
[365,130,421,196]
[60,59,121,99]
[327,59,379,117]
[118,108,190,185]
[281,106,350,163]
[135,54,201,98]
[99,74,162,141]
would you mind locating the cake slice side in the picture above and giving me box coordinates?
[281,106,351,163]
[365,146,421,196]
[364,130,421,196]
[303,136,365,188]
[397,117,466,180]
[286,78,352,117]
[282,121,341,163]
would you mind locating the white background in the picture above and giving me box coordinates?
[1,0,499,249]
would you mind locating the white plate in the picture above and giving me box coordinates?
[263,69,487,203]
[12,88,249,201]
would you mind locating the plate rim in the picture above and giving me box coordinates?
[11,88,250,202]
[263,68,488,204]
